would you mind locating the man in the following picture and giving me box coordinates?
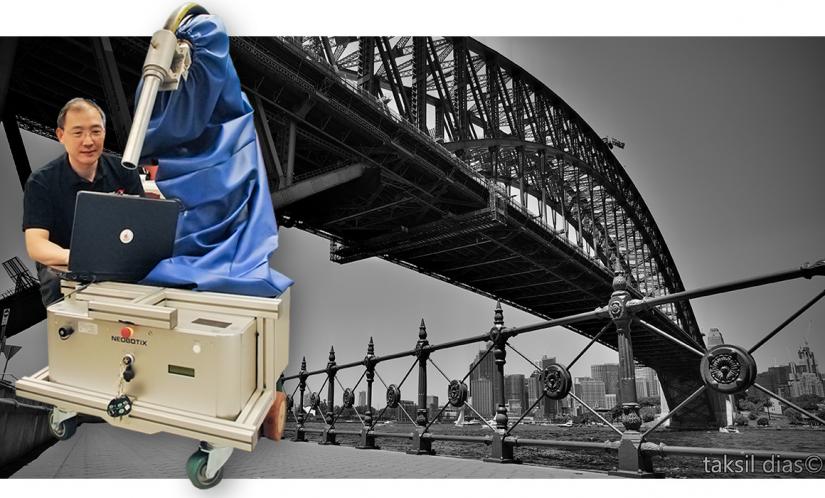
[22,98,145,306]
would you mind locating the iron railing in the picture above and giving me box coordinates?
[282,258,825,476]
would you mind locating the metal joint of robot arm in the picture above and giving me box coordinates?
[122,29,191,170]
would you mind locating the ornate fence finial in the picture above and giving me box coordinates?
[494,300,504,328]
[367,336,375,357]
[328,346,336,363]
[612,258,627,292]
[419,318,427,341]
[300,356,307,371]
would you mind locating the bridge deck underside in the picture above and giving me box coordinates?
[295,176,700,376]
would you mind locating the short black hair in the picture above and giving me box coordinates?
[56,98,107,129]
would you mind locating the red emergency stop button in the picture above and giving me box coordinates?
[120,327,134,339]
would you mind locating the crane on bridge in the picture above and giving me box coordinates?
[602,136,626,150]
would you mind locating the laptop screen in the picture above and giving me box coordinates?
[68,192,179,283]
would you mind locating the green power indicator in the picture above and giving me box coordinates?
[168,364,195,377]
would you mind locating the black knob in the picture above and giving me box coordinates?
[123,365,135,382]
[58,326,74,339]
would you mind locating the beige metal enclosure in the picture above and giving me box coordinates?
[16,281,290,452]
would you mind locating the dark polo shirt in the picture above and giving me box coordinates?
[22,152,145,248]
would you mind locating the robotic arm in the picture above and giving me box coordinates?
[121,3,209,170]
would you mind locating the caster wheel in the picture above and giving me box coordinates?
[186,450,223,489]
[49,411,77,440]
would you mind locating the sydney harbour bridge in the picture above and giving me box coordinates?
[0,36,712,427]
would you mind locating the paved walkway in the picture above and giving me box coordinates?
[12,423,611,479]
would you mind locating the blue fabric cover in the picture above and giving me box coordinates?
[138,15,293,297]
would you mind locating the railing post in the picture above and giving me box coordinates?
[320,346,339,445]
[356,337,379,449]
[409,319,434,455]
[608,268,654,476]
[293,356,308,442]
[484,302,518,463]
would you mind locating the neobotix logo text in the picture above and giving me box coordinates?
[111,336,147,346]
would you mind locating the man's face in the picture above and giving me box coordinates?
[56,105,105,170]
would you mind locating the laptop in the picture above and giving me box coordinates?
[61,191,180,283]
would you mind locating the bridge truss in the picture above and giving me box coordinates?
[255,36,699,338]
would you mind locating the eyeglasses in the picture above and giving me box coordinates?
[68,128,105,139]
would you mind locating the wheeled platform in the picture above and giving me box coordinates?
[16,280,290,487]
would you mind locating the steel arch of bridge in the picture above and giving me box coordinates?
[287,36,698,339]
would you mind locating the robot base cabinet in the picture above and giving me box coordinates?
[15,282,291,488]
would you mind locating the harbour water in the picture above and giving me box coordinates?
[287,421,825,478]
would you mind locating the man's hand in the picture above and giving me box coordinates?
[24,228,70,266]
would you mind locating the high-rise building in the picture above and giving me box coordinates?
[505,374,526,417]
[397,400,417,422]
[508,399,523,418]
[469,346,499,414]
[798,340,821,379]
[790,372,825,397]
[605,393,617,408]
[758,365,792,394]
[426,395,440,421]
[635,378,649,398]
[527,372,542,416]
[706,327,725,347]
[635,365,659,398]
[591,363,619,397]
[469,346,496,383]
[358,390,367,408]
[783,340,824,398]
[776,383,792,400]
[574,377,606,410]
[470,378,493,418]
